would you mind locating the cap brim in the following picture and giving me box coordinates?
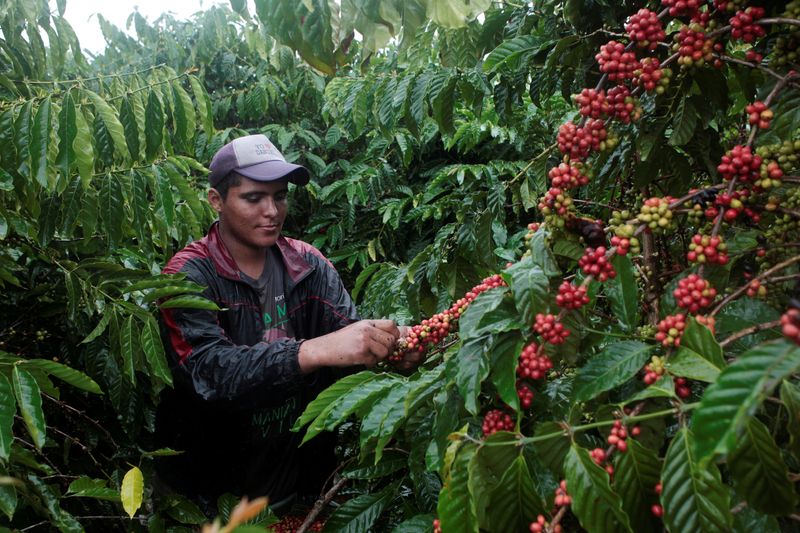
[235,160,310,186]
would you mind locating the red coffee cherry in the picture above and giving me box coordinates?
[675,377,692,398]
[517,381,535,409]
[661,0,702,18]
[635,57,672,94]
[579,246,617,281]
[781,308,800,345]
[643,355,666,384]
[548,162,590,189]
[674,24,715,68]
[482,409,515,436]
[625,9,666,51]
[655,314,687,347]
[517,342,553,380]
[652,504,664,517]
[717,144,762,183]
[730,7,766,43]
[534,313,571,345]
[556,281,590,310]
[687,234,729,265]
[747,279,768,298]
[574,88,611,119]
[673,274,717,313]
[695,314,716,334]
[596,40,640,82]
[745,49,763,63]
[433,518,442,533]
[607,85,641,123]
[554,480,572,507]
[607,420,629,453]
[530,514,562,533]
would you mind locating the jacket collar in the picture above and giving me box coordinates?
[204,221,315,284]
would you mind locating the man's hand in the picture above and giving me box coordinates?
[298,319,400,373]
[392,325,427,371]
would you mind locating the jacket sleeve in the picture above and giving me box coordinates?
[160,274,305,404]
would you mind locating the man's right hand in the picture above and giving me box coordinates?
[298,319,400,373]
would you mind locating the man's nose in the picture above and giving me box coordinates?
[262,197,278,216]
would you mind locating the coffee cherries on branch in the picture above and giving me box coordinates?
[638,197,675,233]
[607,85,641,124]
[635,57,672,94]
[662,0,702,18]
[674,25,715,68]
[687,234,729,265]
[482,409,515,436]
[746,100,773,130]
[643,355,666,384]
[554,480,571,507]
[548,162,590,189]
[556,281,590,310]
[518,342,553,380]
[675,377,691,398]
[530,515,562,533]
[782,308,800,345]
[433,519,442,533]
[608,420,629,453]
[574,88,611,119]
[718,145,762,183]
[655,314,687,347]
[625,9,665,51]
[517,381,535,409]
[730,7,766,43]
[596,41,639,83]
[534,313,571,345]
[673,274,717,313]
[579,246,617,281]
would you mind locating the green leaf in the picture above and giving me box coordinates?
[121,466,144,518]
[614,439,661,530]
[122,276,202,294]
[163,494,206,524]
[605,255,639,331]
[12,367,46,450]
[20,359,102,394]
[141,315,173,386]
[458,288,521,340]
[172,80,196,152]
[85,89,129,161]
[80,310,112,344]
[564,445,633,533]
[430,70,457,135]
[483,35,539,73]
[0,375,15,461]
[532,421,570,477]
[120,316,138,385]
[528,229,560,277]
[0,466,17,520]
[293,371,375,431]
[359,380,414,463]
[159,295,221,311]
[66,477,120,501]
[661,427,732,532]
[322,482,397,533]
[391,514,436,533]
[454,338,490,415]
[624,375,676,404]
[489,331,525,411]
[781,380,800,458]
[145,90,164,161]
[727,417,796,514]
[188,75,214,137]
[342,453,406,480]
[483,455,544,531]
[119,97,140,162]
[30,97,51,188]
[56,91,77,182]
[506,257,548,325]
[572,341,653,402]
[437,442,478,533]
[99,173,124,244]
[691,340,800,461]
[669,97,697,146]
[667,317,725,383]
[0,168,13,191]
[667,353,722,384]
[72,105,94,188]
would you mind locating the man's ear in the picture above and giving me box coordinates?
[208,188,224,213]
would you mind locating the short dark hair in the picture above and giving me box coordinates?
[213,172,243,200]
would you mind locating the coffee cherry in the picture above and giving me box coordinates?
[590,447,607,465]
[746,49,764,63]
[638,197,675,233]
[643,355,666,384]
[781,308,800,345]
[548,162,590,189]
[635,57,672,93]
[271,515,325,533]
[534,313,571,345]
[652,504,664,517]
[530,514,562,533]
[517,381,535,409]
[574,88,611,119]
[661,0,702,18]
[579,246,617,281]
[757,160,784,190]
[433,518,442,533]
[746,279,768,298]
[557,119,608,161]
[718,145,762,183]
[675,377,691,398]
[482,409,515,436]
[730,7,766,43]
[655,314,687,347]
[673,274,717,313]
[607,85,641,124]
[625,9,666,51]
[596,40,640,83]
[746,100,773,130]
[608,420,629,453]
[674,24,715,68]
[556,281,590,310]
[554,480,572,507]
[687,233,729,265]
[518,342,553,380]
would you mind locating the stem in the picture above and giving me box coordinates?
[509,144,557,186]
[711,255,800,316]
[296,477,348,533]
[761,17,800,28]
[720,320,782,347]
[546,506,568,533]
[20,64,168,85]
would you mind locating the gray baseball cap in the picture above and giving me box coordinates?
[208,134,310,187]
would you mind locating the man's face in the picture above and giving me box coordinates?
[209,177,289,249]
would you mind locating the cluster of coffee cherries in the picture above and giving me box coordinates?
[607,85,641,123]
[687,234,729,265]
[610,211,641,256]
[635,57,672,93]
[534,313,571,344]
[746,278,768,297]
[757,160,785,190]
[745,48,764,63]
[554,480,572,508]
[390,275,506,363]
[607,420,631,453]
[433,518,442,533]
[590,447,614,476]
[717,144,763,183]
[782,308,800,345]
[557,119,608,161]
[643,355,666,384]
[638,197,675,233]
[530,515,562,533]
[662,0,702,18]
[517,381,535,409]
[705,189,760,223]
[625,8,666,51]
[655,314,687,347]
[675,377,691,398]
[539,187,575,227]
[730,7,766,43]
[548,162,589,189]
[596,40,640,82]
[574,88,611,119]
[517,341,554,380]
[579,246,617,281]
[482,408,515,436]
[673,274,717,313]
[269,516,324,533]
[556,281,590,310]
[746,100,773,130]
[652,483,664,517]
[674,24,718,68]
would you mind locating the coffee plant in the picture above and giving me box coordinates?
[2,0,800,531]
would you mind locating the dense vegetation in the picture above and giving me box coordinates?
[2,0,800,531]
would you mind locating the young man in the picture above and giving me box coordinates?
[155,134,414,512]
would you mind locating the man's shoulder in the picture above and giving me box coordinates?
[163,237,212,276]
[278,236,334,269]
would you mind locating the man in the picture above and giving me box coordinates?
[155,134,414,513]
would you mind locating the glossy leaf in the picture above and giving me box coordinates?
[727,417,796,514]
[0,465,16,520]
[99,173,124,244]
[172,80,196,151]
[85,89,130,161]
[121,466,144,518]
[359,379,414,462]
[661,427,732,532]
[506,257,549,325]
[141,315,173,386]
[614,439,661,530]
[437,442,478,533]
[667,317,725,383]
[119,97,140,162]
[145,90,164,160]
[322,482,397,533]
[454,337,490,415]
[158,295,221,311]
[56,91,77,182]
[80,310,112,345]
[12,367,46,450]
[532,421,571,477]
[489,331,525,411]
[572,341,653,402]
[120,315,138,385]
[188,75,214,137]
[483,455,544,532]
[692,340,800,460]
[605,255,639,330]
[0,374,15,461]
[30,97,51,188]
[72,105,94,187]
[66,477,120,501]
[20,359,102,394]
[565,445,632,533]
[781,380,800,458]
[293,371,375,431]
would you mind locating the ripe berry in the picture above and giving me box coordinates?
[534,313,571,345]
[607,85,641,124]
[730,7,766,43]
[675,377,691,398]
[661,0,702,18]
[673,274,717,313]
[746,100,773,130]
[757,160,784,190]
[517,381,535,409]
[574,88,610,119]
[433,519,442,533]
[635,57,671,94]
[643,355,666,384]
[596,40,639,82]
[530,514,562,533]
[745,49,763,63]
[590,447,607,465]
[557,119,608,161]
[548,162,590,189]
[781,308,800,345]
[554,480,571,507]
[608,420,629,453]
[674,25,715,68]
[687,234,729,265]
[556,281,590,310]
[625,9,666,51]
[482,409,515,436]
[655,314,687,347]
[652,504,664,517]
[579,246,617,281]
[717,145,762,183]
[518,342,553,380]
[746,279,768,298]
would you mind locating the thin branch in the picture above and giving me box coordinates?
[296,477,348,533]
[43,393,118,448]
[711,255,800,316]
[720,320,782,347]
